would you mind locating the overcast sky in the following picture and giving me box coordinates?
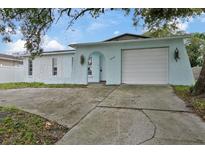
[0,10,205,54]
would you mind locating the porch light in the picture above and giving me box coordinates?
[80,55,85,65]
[174,48,180,62]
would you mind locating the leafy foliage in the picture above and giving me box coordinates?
[0,8,205,55]
[140,9,204,30]
[143,26,186,37]
[0,9,54,56]
[186,33,205,67]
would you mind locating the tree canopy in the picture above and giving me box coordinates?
[186,33,205,67]
[0,8,205,55]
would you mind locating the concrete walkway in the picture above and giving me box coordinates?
[0,85,205,144]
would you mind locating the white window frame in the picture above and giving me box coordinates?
[28,59,32,76]
[88,56,92,76]
[52,58,57,76]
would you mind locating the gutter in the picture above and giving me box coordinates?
[22,51,76,57]
[0,57,23,62]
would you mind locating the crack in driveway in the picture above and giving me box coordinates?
[137,110,157,145]
[95,105,157,145]
[58,86,120,140]
[96,105,194,113]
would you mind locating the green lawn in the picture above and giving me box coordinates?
[173,86,205,120]
[0,106,68,144]
[0,82,86,89]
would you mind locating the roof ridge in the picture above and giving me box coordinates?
[103,33,150,42]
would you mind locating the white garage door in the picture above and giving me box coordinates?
[122,48,168,84]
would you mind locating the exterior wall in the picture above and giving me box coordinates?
[0,66,24,83]
[168,39,194,85]
[71,38,194,85]
[23,54,74,84]
[0,59,22,67]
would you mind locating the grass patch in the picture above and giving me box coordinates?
[173,86,190,92]
[0,82,86,89]
[0,106,68,144]
[173,85,205,120]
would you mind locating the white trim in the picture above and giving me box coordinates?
[0,57,22,62]
[69,35,190,47]
[22,51,76,57]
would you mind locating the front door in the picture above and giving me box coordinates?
[88,54,100,83]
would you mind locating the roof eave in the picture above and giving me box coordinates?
[22,51,76,57]
[69,35,190,48]
[0,57,23,62]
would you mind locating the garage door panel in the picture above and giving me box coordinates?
[123,67,168,71]
[123,71,168,74]
[122,48,168,84]
[124,52,166,56]
[123,57,167,63]
[122,62,168,68]
[123,58,167,63]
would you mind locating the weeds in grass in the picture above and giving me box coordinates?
[0,106,68,144]
[0,82,86,89]
[173,85,205,120]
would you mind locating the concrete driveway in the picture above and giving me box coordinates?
[0,85,204,144]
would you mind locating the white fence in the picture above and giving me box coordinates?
[0,66,25,83]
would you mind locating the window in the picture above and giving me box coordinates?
[88,67,92,75]
[28,59,32,76]
[88,56,92,75]
[88,56,92,65]
[52,58,57,76]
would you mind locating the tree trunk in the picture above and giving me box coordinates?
[192,55,205,95]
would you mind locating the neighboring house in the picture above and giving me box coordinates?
[0,53,24,83]
[0,53,23,67]
[22,33,194,85]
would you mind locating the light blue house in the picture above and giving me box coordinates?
[70,33,194,85]
[23,33,194,85]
